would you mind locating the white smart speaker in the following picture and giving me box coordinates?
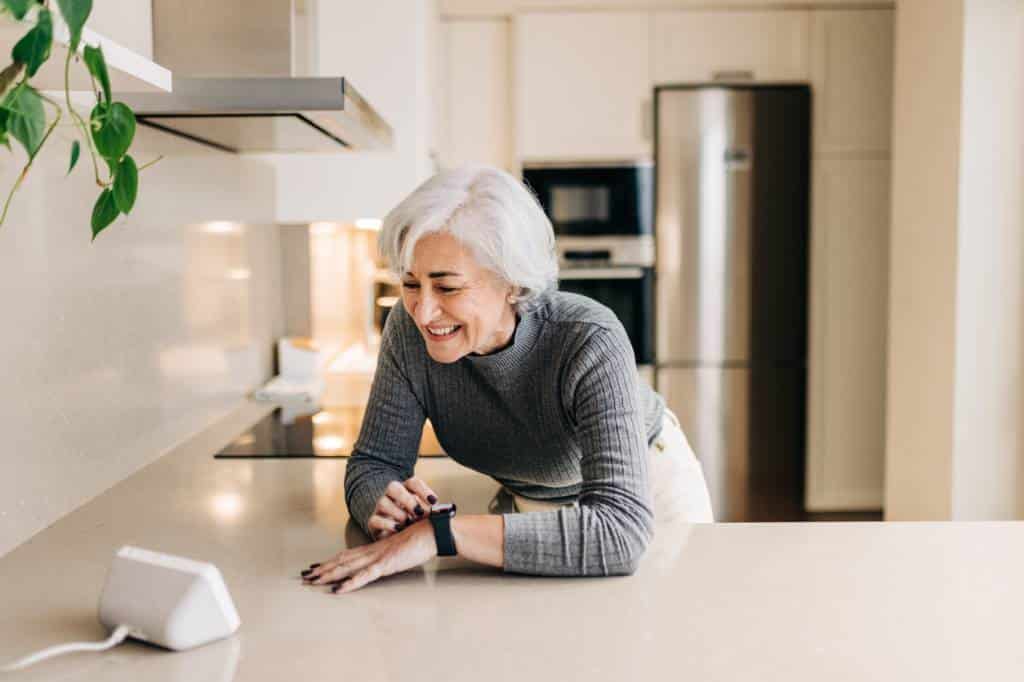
[98,546,241,651]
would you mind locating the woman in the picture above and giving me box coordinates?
[302,165,713,594]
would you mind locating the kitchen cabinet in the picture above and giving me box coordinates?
[805,158,890,511]
[651,10,811,84]
[809,9,895,156]
[514,11,652,162]
[803,8,894,511]
[439,19,515,172]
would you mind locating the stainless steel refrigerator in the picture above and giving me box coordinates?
[654,85,810,522]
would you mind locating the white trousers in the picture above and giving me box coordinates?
[509,408,715,524]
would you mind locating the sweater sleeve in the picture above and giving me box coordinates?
[501,326,655,576]
[344,306,426,537]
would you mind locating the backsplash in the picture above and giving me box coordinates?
[0,128,282,557]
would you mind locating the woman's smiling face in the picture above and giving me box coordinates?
[401,232,518,364]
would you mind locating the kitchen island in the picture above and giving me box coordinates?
[0,401,1021,681]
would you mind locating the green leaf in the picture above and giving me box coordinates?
[91,101,134,161]
[90,188,119,240]
[67,139,80,175]
[82,43,110,103]
[11,8,53,78]
[112,154,137,213]
[0,109,9,149]
[55,0,91,52]
[1,83,45,156]
[2,0,35,20]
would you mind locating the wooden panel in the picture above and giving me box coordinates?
[652,10,811,84]
[810,9,895,155]
[442,0,895,18]
[805,158,890,511]
[515,11,652,161]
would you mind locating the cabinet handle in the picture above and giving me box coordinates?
[712,70,755,82]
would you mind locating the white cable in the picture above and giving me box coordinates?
[0,624,132,673]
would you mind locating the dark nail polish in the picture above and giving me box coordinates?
[427,495,437,504]
[301,569,313,576]
[331,583,341,593]
[415,505,424,516]
[309,563,321,569]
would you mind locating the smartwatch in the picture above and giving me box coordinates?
[428,502,458,556]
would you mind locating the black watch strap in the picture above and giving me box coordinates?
[429,503,457,556]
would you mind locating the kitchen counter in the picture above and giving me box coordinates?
[1,400,1022,681]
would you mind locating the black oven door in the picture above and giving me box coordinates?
[524,164,653,237]
[558,267,654,365]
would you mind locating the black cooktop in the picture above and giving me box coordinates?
[214,408,446,458]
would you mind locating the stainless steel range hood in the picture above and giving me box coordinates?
[128,0,393,153]
[120,77,392,153]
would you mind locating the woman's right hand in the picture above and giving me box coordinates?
[367,477,439,540]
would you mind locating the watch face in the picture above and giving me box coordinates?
[430,502,456,516]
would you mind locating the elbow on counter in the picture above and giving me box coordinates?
[590,501,655,577]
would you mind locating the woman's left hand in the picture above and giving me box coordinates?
[301,519,437,594]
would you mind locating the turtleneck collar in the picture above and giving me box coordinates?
[459,298,547,374]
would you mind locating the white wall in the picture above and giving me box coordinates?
[269,0,439,223]
[951,0,1024,519]
[0,126,281,557]
[89,0,153,59]
[885,0,1024,520]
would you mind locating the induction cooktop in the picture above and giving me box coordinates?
[214,407,446,458]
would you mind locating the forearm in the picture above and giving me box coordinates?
[450,514,504,568]
[503,502,652,576]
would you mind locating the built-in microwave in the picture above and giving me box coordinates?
[523,161,653,237]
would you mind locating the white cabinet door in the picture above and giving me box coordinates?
[652,10,810,84]
[439,19,514,172]
[805,159,890,511]
[810,9,895,156]
[515,11,652,162]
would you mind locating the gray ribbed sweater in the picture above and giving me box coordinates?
[344,290,664,576]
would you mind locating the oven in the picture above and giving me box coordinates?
[558,261,655,367]
[525,161,656,374]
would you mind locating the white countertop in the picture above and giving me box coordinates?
[1,400,1021,681]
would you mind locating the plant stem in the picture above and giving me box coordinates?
[137,155,164,172]
[0,94,62,228]
[63,48,108,188]
[0,62,25,101]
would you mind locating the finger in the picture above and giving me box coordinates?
[335,563,383,594]
[299,562,322,578]
[314,551,378,585]
[304,556,338,578]
[304,548,355,581]
[386,480,426,519]
[368,514,401,539]
[404,477,439,507]
[375,495,409,524]
[303,553,345,580]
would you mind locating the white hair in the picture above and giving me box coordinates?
[378,164,559,313]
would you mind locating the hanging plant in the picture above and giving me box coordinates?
[0,0,159,240]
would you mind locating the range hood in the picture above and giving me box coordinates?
[120,77,392,153]
[125,0,393,153]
